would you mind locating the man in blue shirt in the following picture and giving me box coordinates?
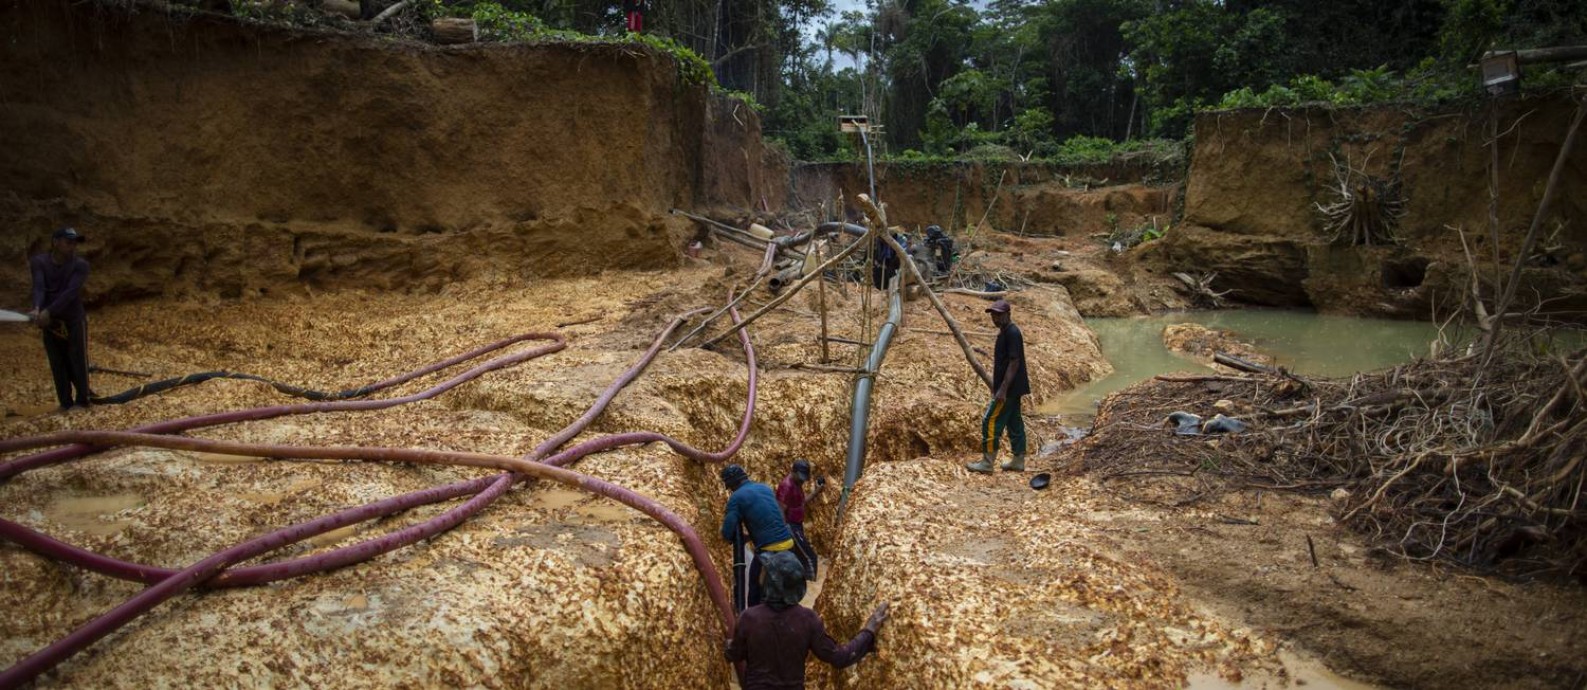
[720,464,795,612]
[967,299,1030,474]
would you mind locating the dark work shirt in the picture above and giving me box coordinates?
[993,322,1030,398]
[724,604,876,690]
[721,482,793,548]
[30,254,90,323]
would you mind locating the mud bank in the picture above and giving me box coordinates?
[1143,99,1587,316]
[793,159,1180,240]
[0,1,786,303]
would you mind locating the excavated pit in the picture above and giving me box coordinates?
[6,3,1587,688]
[5,253,1335,688]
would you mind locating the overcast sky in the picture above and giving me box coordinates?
[810,0,992,69]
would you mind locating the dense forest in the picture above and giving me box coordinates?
[267,0,1583,160]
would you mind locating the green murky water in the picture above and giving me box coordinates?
[1038,311,1451,422]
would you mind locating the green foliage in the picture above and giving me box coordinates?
[1055,135,1125,164]
[1440,0,1510,62]
[627,33,718,88]
[1107,218,1167,250]
[1009,107,1057,156]
[468,2,549,40]
[722,90,765,114]
[230,0,324,24]
[1213,64,1472,110]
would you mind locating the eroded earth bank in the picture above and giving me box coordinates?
[3,3,1587,689]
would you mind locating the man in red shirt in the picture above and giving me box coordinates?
[775,459,824,581]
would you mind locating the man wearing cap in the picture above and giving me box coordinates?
[776,459,826,581]
[967,299,1029,474]
[29,227,92,410]
[720,464,796,612]
[725,550,890,690]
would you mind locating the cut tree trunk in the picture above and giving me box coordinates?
[432,18,478,44]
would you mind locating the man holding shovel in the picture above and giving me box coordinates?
[29,227,92,410]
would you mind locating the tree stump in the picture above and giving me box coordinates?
[431,18,478,44]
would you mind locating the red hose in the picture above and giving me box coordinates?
[0,308,735,587]
[0,436,735,689]
[0,301,757,685]
[0,333,568,479]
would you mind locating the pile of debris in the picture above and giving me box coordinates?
[1080,342,1587,582]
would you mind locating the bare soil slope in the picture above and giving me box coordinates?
[0,2,786,304]
[1143,101,1587,316]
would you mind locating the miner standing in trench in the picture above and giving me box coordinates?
[29,227,92,411]
[725,550,889,690]
[720,464,796,611]
[966,299,1029,473]
[776,459,825,581]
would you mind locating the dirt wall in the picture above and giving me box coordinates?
[792,159,1178,238]
[0,1,786,303]
[1145,98,1587,315]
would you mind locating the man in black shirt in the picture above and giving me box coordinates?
[967,299,1030,473]
[29,227,92,411]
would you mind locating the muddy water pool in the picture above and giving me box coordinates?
[1039,311,1449,422]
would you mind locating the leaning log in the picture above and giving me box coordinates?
[432,18,478,44]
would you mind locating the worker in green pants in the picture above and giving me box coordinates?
[967,299,1029,473]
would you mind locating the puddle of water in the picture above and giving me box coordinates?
[1187,650,1383,690]
[527,487,586,511]
[44,493,145,536]
[1039,311,1453,422]
[574,502,636,523]
[7,403,61,417]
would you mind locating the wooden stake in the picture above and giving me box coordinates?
[863,197,993,388]
[819,241,831,363]
[697,229,874,351]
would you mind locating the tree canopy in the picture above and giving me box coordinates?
[316,0,1587,159]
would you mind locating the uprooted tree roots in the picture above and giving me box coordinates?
[1317,153,1406,247]
[1080,345,1587,582]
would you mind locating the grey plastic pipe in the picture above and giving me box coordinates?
[840,277,903,507]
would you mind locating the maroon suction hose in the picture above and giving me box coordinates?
[0,332,567,479]
[0,436,736,689]
[0,300,758,686]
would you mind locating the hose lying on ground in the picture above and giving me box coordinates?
[69,327,558,406]
[3,306,748,589]
[0,332,567,480]
[0,298,758,686]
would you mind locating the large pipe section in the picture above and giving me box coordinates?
[841,278,903,503]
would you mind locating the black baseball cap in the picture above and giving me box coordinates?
[53,227,86,242]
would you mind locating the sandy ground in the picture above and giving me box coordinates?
[2,235,1584,688]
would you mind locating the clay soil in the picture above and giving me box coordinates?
[4,232,1584,688]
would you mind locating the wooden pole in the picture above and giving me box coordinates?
[1485,96,1586,361]
[698,229,874,351]
[819,240,831,363]
[861,196,993,388]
